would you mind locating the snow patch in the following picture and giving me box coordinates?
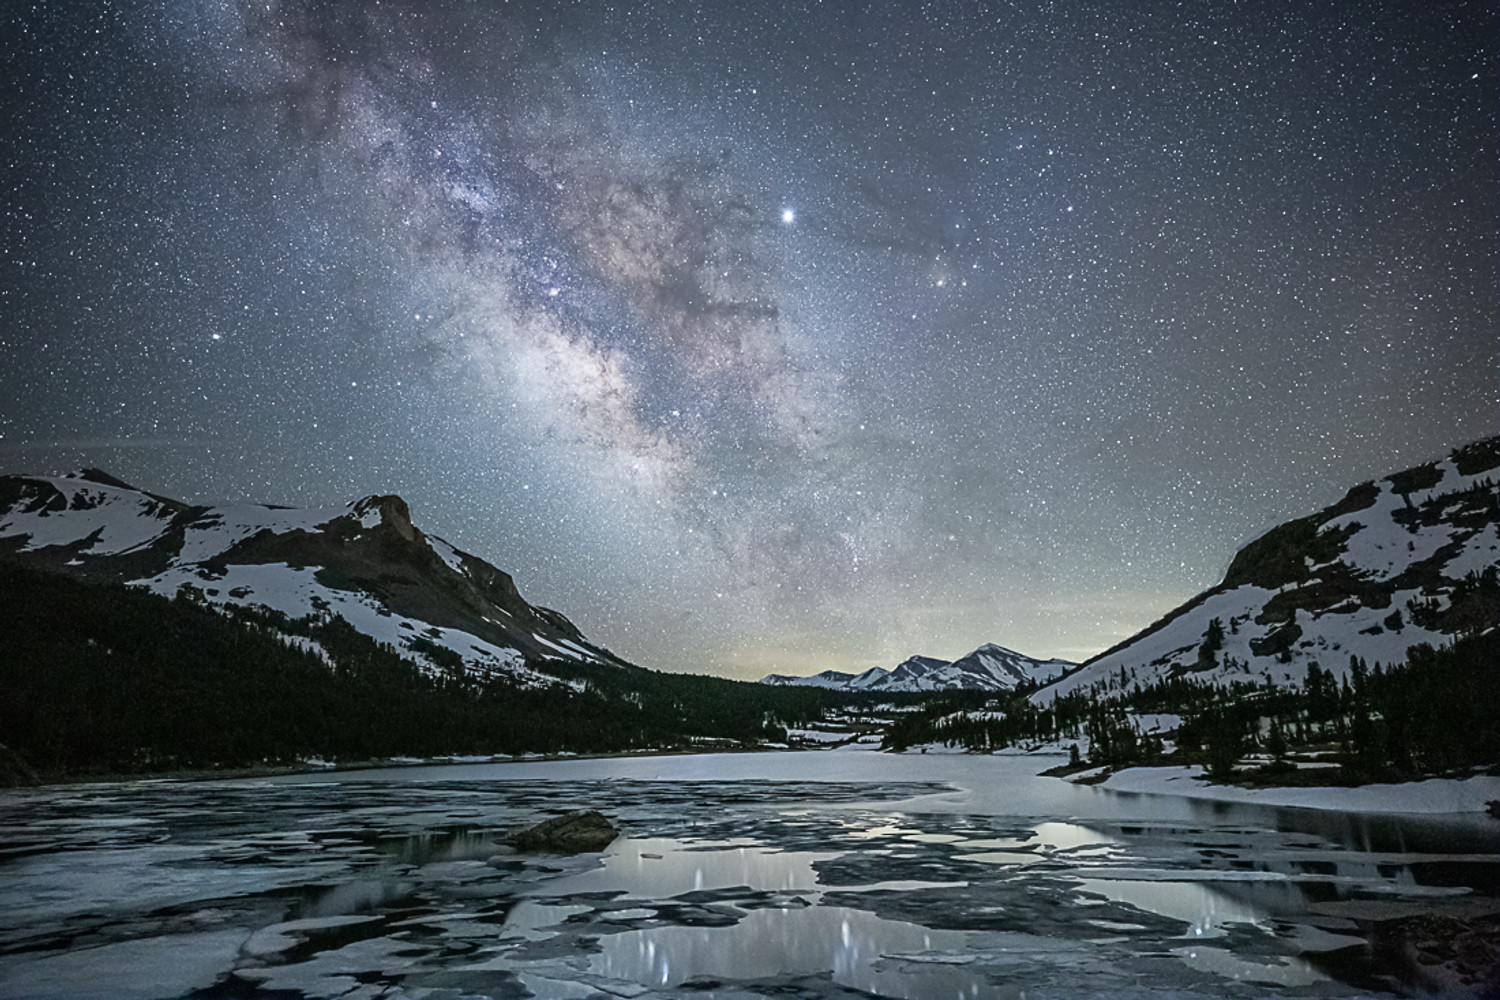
[531,633,588,661]
[174,502,348,564]
[426,534,468,576]
[0,477,176,556]
[1443,522,1500,579]
[133,563,543,686]
[1099,765,1500,814]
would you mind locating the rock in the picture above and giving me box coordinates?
[500,810,619,854]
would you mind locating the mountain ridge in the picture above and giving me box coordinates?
[1033,435,1500,704]
[764,642,1073,693]
[0,470,623,686]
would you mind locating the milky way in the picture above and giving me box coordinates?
[2,2,1495,677]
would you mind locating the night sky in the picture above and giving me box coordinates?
[2,2,1495,679]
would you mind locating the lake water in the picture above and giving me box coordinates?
[2,750,1498,999]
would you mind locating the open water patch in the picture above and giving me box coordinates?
[1,756,1498,998]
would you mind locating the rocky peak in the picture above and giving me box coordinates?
[0,470,623,682]
[348,494,418,542]
[68,468,141,490]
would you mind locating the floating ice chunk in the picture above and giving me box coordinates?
[232,934,419,994]
[242,914,381,958]
[514,971,603,999]
[0,928,247,1000]
[881,950,977,964]
[1172,945,1328,987]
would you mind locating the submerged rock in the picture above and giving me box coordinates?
[501,810,620,854]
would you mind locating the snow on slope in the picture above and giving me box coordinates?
[762,669,873,690]
[1444,522,1500,578]
[1319,460,1492,580]
[173,503,346,564]
[427,534,470,576]
[134,561,553,687]
[0,472,344,566]
[0,470,617,688]
[1038,583,1449,703]
[1035,437,1500,704]
[764,644,1073,693]
[0,473,181,556]
[955,643,1074,688]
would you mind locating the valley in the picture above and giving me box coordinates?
[2,439,1499,998]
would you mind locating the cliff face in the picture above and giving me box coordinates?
[0,471,622,683]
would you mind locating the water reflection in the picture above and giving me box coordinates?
[3,754,1497,999]
[432,789,1500,996]
[487,835,991,999]
[1072,876,1278,938]
[540,837,833,897]
[954,821,1119,855]
[594,904,980,999]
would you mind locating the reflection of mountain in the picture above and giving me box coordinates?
[1036,436,1500,703]
[0,469,623,685]
[764,643,1073,693]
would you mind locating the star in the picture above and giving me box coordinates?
[0,0,1492,679]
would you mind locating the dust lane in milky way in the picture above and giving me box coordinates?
[1,2,1495,677]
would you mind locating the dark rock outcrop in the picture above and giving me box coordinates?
[0,471,626,680]
[501,810,620,854]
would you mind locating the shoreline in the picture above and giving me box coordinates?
[14,747,1500,820]
[4,744,808,791]
[1089,762,1500,815]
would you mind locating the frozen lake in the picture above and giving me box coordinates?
[2,750,1498,999]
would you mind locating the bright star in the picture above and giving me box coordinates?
[782,208,795,224]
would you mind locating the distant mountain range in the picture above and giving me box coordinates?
[6,432,1495,720]
[1035,435,1500,704]
[0,469,624,687]
[763,643,1074,694]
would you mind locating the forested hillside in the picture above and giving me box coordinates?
[886,626,1500,783]
[0,560,839,779]
[880,438,1500,786]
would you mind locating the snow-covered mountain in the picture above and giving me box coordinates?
[763,644,1073,693]
[0,469,626,686]
[1035,436,1500,704]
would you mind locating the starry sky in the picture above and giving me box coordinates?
[2,1,1495,679]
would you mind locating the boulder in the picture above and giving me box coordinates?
[501,810,619,854]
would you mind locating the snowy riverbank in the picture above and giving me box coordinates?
[1097,764,1500,814]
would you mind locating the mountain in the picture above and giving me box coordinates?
[764,644,1073,693]
[0,469,624,687]
[1035,436,1500,704]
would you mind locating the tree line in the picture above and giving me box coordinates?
[0,560,844,778]
[883,626,1500,784]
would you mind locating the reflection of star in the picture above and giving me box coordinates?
[781,208,795,224]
